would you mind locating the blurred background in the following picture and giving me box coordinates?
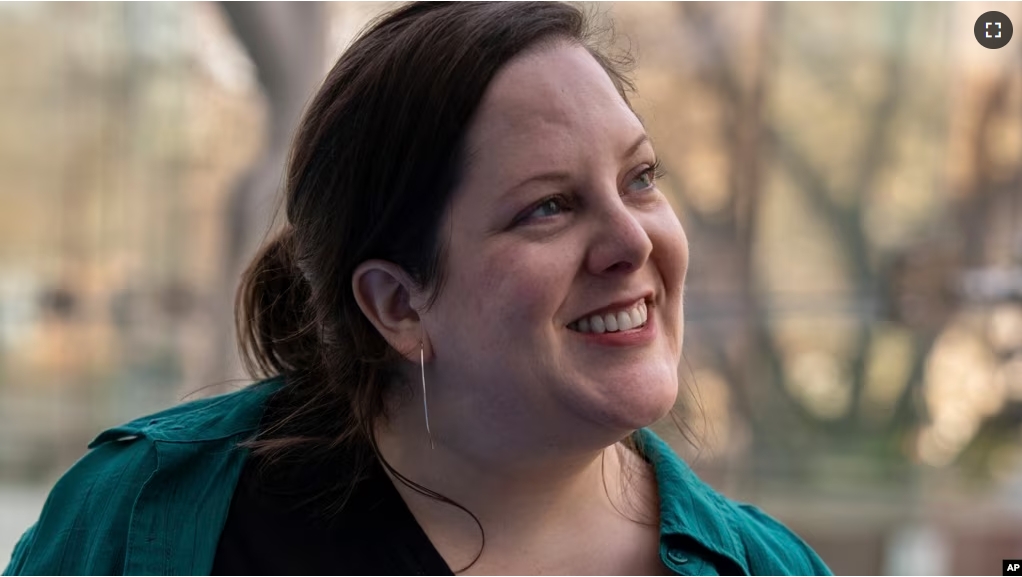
[1,2,1020,574]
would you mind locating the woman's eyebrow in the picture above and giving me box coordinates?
[499,171,572,204]
[621,133,650,160]
[497,133,651,204]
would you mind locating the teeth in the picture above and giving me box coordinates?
[617,310,632,331]
[569,300,648,334]
[605,313,618,332]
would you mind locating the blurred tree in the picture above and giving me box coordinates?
[656,2,1022,485]
[204,2,327,389]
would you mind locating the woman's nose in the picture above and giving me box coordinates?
[584,201,654,276]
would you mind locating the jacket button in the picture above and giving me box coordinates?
[666,550,689,565]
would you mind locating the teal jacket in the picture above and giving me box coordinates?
[4,378,832,576]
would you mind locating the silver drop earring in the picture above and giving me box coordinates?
[421,342,435,449]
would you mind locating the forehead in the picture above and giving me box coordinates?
[461,42,642,178]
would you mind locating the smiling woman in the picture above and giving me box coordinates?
[5,3,830,576]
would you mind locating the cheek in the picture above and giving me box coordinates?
[649,208,689,288]
[447,240,575,337]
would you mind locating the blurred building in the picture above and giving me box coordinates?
[0,2,263,478]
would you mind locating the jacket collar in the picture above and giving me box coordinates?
[635,428,750,575]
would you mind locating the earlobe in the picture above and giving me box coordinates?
[351,260,423,363]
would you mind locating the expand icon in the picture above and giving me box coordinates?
[975,11,1013,49]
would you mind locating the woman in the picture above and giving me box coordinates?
[6,3,831,575]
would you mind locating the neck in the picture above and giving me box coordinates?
[372,397,659,571]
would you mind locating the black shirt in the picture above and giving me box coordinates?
[211,415,453,575]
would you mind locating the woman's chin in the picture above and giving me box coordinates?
[616,386,678,431]
[574,371,680,433]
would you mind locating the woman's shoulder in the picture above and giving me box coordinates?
[87,376,284,447]
[3,377,284,576]
[635,428,832,576]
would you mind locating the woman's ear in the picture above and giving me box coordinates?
[351,260,424,363]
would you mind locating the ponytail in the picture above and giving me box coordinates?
[235,227,320,380]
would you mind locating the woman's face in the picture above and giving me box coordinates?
[419,42,688,450]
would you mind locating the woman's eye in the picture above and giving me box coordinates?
[519,196,569,223]
[627,161,664,193]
